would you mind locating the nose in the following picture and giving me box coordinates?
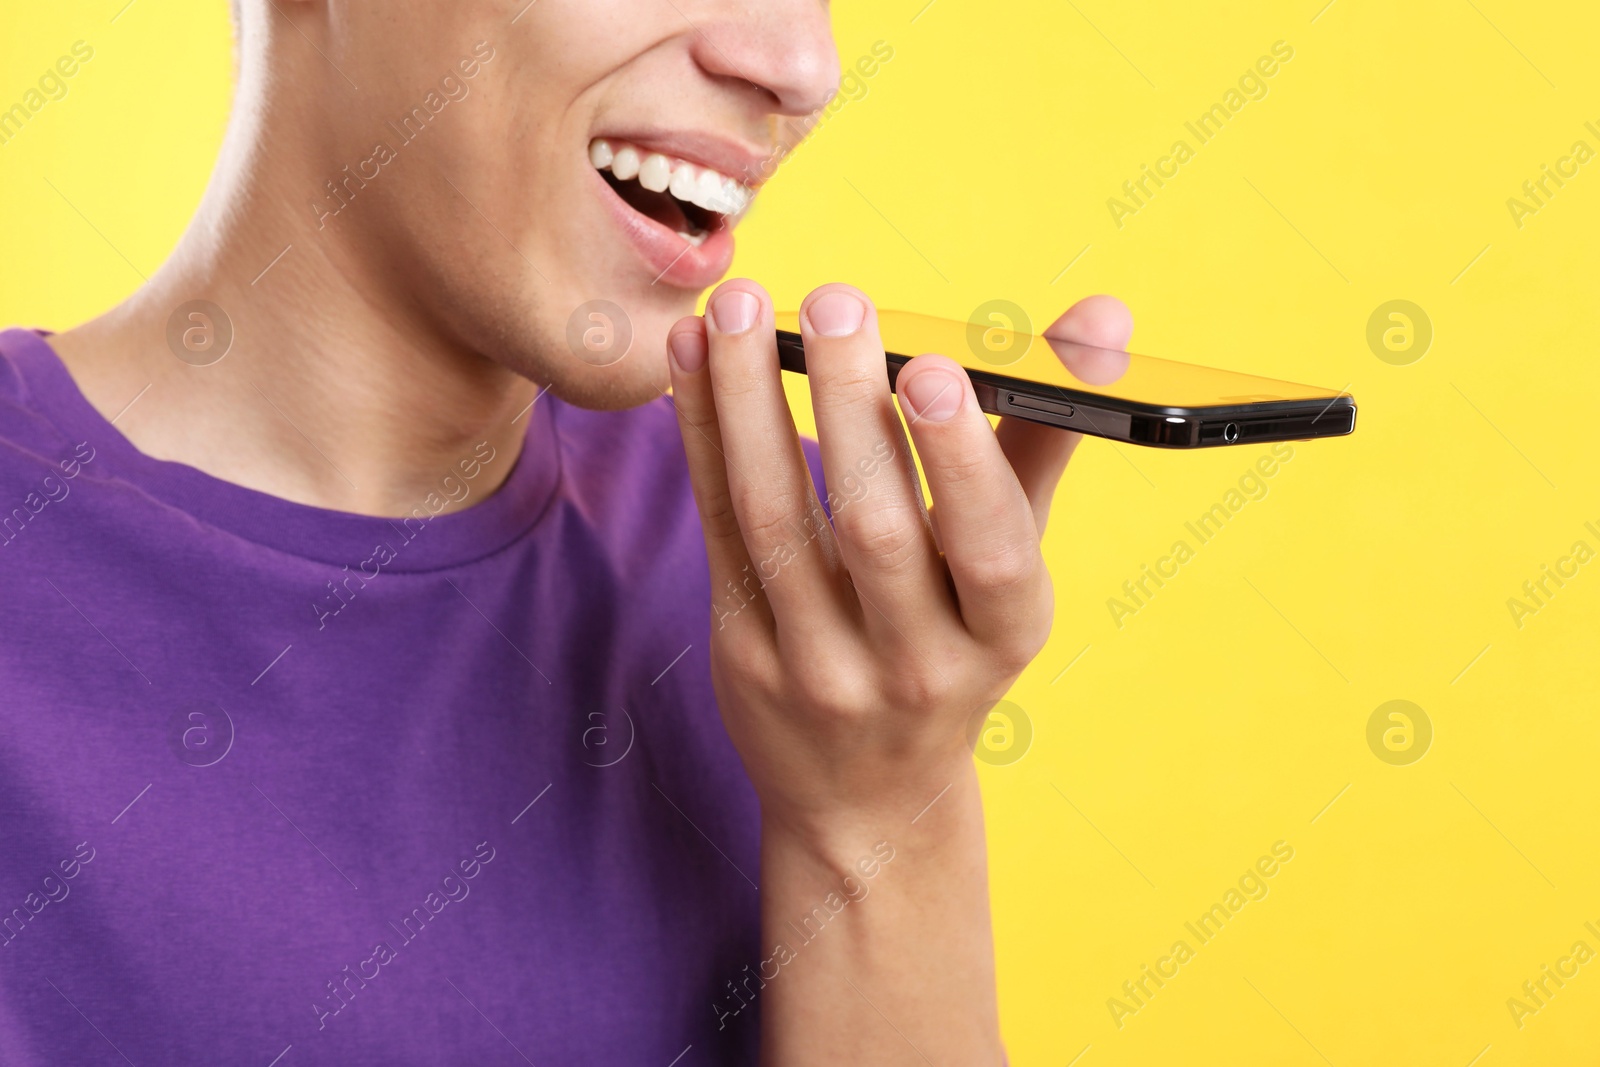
[687,2,840,117]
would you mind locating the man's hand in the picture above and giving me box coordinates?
[667,281,1132,1064]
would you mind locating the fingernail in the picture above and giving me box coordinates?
[669,329,707,374]
[902,369,964,422]
[805,291,865,337]
[709,290,759,334]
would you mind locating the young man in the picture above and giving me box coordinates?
[0,0,1131,1062]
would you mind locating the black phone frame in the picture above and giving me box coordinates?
[774,330,1357,449]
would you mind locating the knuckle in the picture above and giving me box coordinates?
[930,451,990,489]
[956,541,1039,594]
[991,576,1055,672]
[813,366,887,403]
[673,397,721,440]
[794,668,872,722]
[834,505,924,572]
[711,368,775,408]
[735,484,815,555]
[883,659,951,710]
[694,482,742,542]
[996,626,1048,674]
[726,639,782,688]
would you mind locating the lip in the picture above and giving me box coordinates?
[588,160,738,290]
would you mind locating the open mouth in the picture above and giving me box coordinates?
[589,137,754,247]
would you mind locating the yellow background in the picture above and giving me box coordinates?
[4,1,1598,1063]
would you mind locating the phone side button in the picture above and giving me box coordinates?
[1005,392,1075,419]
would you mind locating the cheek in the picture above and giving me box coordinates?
[353,3,724,404]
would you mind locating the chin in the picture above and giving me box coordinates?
[478,307,678,414]
[542,346,676,413]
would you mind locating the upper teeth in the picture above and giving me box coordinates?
[589,138,753,218]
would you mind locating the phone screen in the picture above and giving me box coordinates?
[775,309,1344,410]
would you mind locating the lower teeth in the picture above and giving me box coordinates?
[676,231,708,247]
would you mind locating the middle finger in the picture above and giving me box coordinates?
[704,281,852,634]
[798,284,954,645]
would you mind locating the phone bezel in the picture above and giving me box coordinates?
[774,330,1357,450]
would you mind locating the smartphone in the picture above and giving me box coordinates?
[773,310,1356,449]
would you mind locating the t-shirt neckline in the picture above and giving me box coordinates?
[0,327,565,572]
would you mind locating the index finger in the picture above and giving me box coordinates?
[666,315,774,637]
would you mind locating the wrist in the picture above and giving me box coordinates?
[754,759,1003,1064]
[758,758,986,878]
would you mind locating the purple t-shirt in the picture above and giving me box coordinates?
[0,328,818,1064]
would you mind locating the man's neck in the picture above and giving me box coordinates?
[48,97,540,518]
